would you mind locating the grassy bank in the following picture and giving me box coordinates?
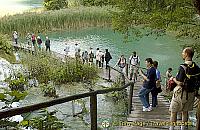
[0,7,112,36]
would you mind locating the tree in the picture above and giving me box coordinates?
[112,0,200,56]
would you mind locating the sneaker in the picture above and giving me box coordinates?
[148,106,152,111]
[142,107,149,112]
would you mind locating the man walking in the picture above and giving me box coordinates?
[138,58,156,112]
[169,47,200,130]
[105,49,112,69]
[45,36,51,52]
[129,51,140,82]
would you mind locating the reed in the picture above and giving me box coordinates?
[0,7,112,36]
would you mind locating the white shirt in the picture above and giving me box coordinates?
[13,32,18,39]
[96,50,100,61]
[129,55,140,65]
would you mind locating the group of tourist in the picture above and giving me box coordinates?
[66,43,113,68]
[12,31,51,52]
[133,47,200,130]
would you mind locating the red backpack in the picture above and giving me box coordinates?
[168,79,176,91]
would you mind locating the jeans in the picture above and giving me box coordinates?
[139,86,152,108]
[146,87,158,107]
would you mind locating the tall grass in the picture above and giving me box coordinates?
[21,51,98,84]
[0,7,112,36]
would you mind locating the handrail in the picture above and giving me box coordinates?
[8,44,135,130]
[0,82,133,119]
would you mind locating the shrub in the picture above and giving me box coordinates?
[21,52,98,84]
[40,83,58,98]
[44,0,68,10]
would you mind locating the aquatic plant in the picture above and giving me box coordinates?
[40,83,58,98]
[0,7,112,37]
[20,109,67,130]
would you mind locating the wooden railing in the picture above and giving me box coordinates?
[0,65,134,130]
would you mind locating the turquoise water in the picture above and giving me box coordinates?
[47,28,185,77]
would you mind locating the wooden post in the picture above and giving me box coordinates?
[197,101,200,130]
[121,74,125,86]
[128,83,134,114]
[90,95,97,130]
[72,100,75,117]
[108,66,111,81]
[126,64,128,77]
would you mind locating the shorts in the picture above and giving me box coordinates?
[169,86,195,112]
[130,65,138,74]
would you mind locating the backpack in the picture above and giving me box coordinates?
[130,55,138,64]
[180,62,200,92]
[118,58,126,68]
[89,52,94,58]
[168,79,177,91]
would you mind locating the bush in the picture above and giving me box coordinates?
[40,83,58,98]
[44,0,67,10]
[8,74,28,91]
[81,0,116,7]
[21,52,98,84]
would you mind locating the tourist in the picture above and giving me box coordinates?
[37,36,42,51]
[138,58,156,112]
[31,34,36,51]
[100,50,105,68]
[95,48,100,67]
[82,49,88,64]
[45,36,51,52]
[74,43,80,53]
[129,51,140,82]
[88,47,94,66]
[75,49,81,61]
[114,55,126,73]
[105,49,112,69]
[165,68,173,90]
[147,60,162,108]
[64,43,70,57]
[169,47,200,130]
[26,33,32,45]
[13,31,18,44]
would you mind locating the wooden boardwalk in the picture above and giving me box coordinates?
[120,79,171,130]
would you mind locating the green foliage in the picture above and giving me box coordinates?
[0,34,15,62]
[106,77,128,102]
[0,90,28,106]
[0,120,18,128]
[0,7,111,37]
[8,74,28,91]
[0,34,12,54]
[68,0,82,7]
[44,0,67,10]
[40,83,58,98]
[81,0,116,7]
[21,52,98,84]
[20,110,67,130]
[112,0,200,54]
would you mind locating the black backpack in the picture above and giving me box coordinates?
[180,62,200,92]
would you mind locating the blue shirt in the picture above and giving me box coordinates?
[143,67,157,89]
